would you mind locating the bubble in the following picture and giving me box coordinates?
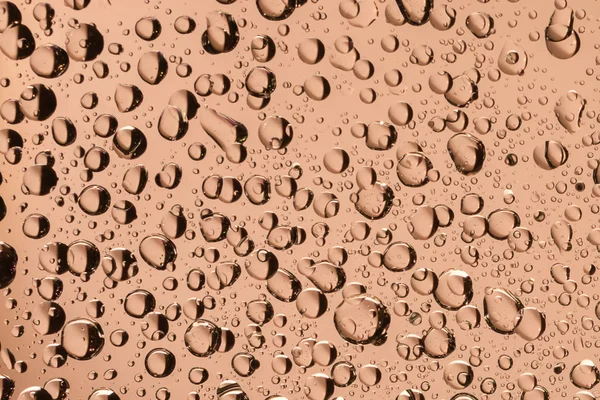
[30,44,69,78]
[257,0,296,21]
[267,225,298,250]
[447,133,485,175]
[0,128,22,156]
[37,276,63,301]
[19,84,56,121]
[381,241,417,272]
[91,60,108,78]
[466,12,494,38]
[305,373,334,400]
[137,51,168,85]
[111,200,137,225]
[293,187,314,211]
[0,1,21,33]
[122,164,148,195]
[330,37,359,70]
[43,378,69,400]
[364,121,397,151]
[157,165,183,191]
[571,360,600,390]
[0,24,34,60]
[507,227,533,252]
[397,333,424,360]
[124,289,155,318]
[202,11,239,53]
[246,66,276,98]
[434,269,473,310]
[545,6,580,59]
[61,318,104,360]
[515,307,546,341]
[114,84,143,113]
[267,269,302,302]
[232,352,259,377]
[182,297,204,320]
[422,326,456,358]
[67,240,100,277]
[22,164,58,196]
[304,75,330,101]
[410,45,434,66]
[0,242,17,289]
[331,361,356,387]
[31,301,66,335]
[83,146,109,172]
[444,75,478,107]
[487,209,520,240]
[522,386,549,400]
[443,360,473,389]
[188,142,206,161]
[15,387,52,400]
[298,38,325,65]
[184,319,221,357]
[78,185,111,215]
[450,394,479,400]
[498,41,528,76]
[216,380,249,400]
[479,378,497,395]
[430,3,456,30]
[246,299,273,325]
[483,288,523,334]
[554,90,585,133]
[291,337,316,368]
[93,114,117,138]
[65,23,103,61]
[23,213,50,239]
[113,126,147,159]
[397,152,433,187]
[359,364,381,386]
[397,0,433,25]
[251,34,275,63]
[108,329,129,348]
[175,15,196,34]
[188,367,209,385]
[296,288,327,318]
[158,205,185,239]
[199,108,247,163]
[64,0,90,10]
[323,148,349,174]
[207,261,241,290]
[88,389,120,400]
[271,353,291,375]
[313,192,340,218]
[135,17,161,41]
[200,211,230,242]
[101,247,138,282]
[243,175,270,205]
[158,105,188,141]
[145,348,176,378]
[300,260,345,293]
[388,101,413,126]
[397,390,425,400]
[139,234,177,270]
[51,117,76,146]
[258,116,293,150]
[334,288,389,345]
[383,69,402,87]
[407,205,438,240]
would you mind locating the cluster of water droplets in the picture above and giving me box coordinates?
[1,0,600,399]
